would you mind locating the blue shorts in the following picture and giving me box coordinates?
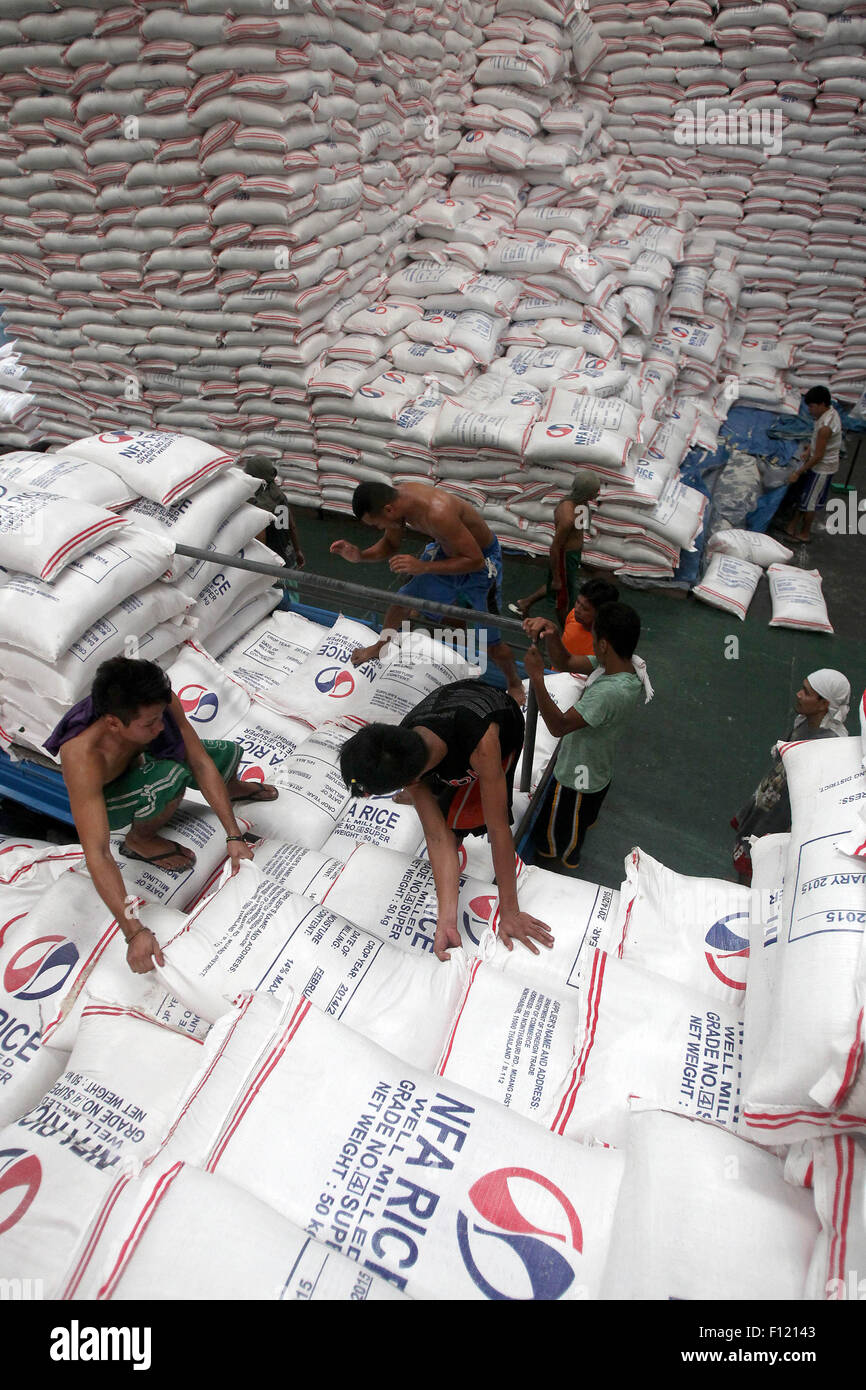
[397,536,504,645]
[797,470,833,513]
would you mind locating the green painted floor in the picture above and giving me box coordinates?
[292,503,866,892]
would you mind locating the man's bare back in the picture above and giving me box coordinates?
[390,482,495,558]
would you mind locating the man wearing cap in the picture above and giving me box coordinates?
[732,668,851,880]
[243,457,305,570]
[511,469,601,623]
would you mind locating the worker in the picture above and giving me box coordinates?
[338,678,553,961]
[509,469,601,622]
[330,480,525,705]
[44,658,277,975]
[784,385,843,544]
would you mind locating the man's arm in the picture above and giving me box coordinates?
[406,781,461,962]
[171,695,252,875]
[792,425,831,479]
[471,730,553,955]
[330,523,404,564]
[548,500,576,588]
[390,502,484,577]
[61,749,165,974]
[523,644,589,737]
[523,617,594,676]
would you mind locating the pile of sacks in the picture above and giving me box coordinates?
[0,338,38,447]
[692,525,835,629]
[2,679,863,1298]
[580,0,866,399]
[0,0,488,508]
[0,430,286,756]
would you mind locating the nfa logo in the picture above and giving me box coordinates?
[358,386,385,398]
[368,304,388,314]
[434,345,456,354]
[457,1168,583,1300]
[177,684,219,723]
[670,326,690,340]
[509,392,538,407]
[97,430,139,443]
[3,936,79,1002]
[383,372,406,384]
[546,424,573,438]
[0,1149,42,1236]
[461,894,497,947]
[647,445,665,460]
[704,912,750,992]
[314,667,355,698]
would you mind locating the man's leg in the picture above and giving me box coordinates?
[350,601,415,666]
[123,796,192,870]
[512,583,547,616]
[796,508,816,542]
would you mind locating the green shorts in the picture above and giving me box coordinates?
[545,548,583,617]
[103,739,242,832]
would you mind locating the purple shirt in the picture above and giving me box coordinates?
[44,695,186,763]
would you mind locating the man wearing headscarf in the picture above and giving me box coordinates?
[732,668,851,880]
[510,469,601,624]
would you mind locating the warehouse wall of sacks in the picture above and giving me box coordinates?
[0,0,861,583]
[0,601,864,1298]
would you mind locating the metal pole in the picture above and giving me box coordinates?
[519,680,539,795]
[173,543,531,638]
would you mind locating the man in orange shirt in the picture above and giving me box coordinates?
[560,578,620,658]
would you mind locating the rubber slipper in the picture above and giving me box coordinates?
[120,840,196,870]
[507,602,525,616]
[231,784,280,803]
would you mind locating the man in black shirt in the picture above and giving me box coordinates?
[339,680,553,962]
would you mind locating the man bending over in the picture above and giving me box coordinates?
[330,480,525,706]
[45,658,277,974]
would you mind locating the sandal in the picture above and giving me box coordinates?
[230,783,279,803]
[120,840,196,871]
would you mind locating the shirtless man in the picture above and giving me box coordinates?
[330,480,525,706]
[510,469,600,623]
[45,658,277,975]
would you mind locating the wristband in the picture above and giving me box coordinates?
[226,835,246,843]
[125,925,151,947]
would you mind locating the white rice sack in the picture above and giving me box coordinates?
[0,1003,205,1299]
[436,963,580,1126]
[152,990,626,1301]
[219,609,328,697]
[740,738,866,1143]
[527,393,640,471]
[612,848,757,1006]
[156,861,468,1070]
[0,530,175,662]
[262,617,385,725]
[601,1110,819,1301]
[223,721,353,851]
[191,541,283,644]
[364,631,479,725]
[552,952,744,1147]
[65,1160,407,1301]
[177,505,274,599]
[768,564,833,634]
[0,450,137,509]
[693,553,763,621]
[205,588,283,661]
[321,794,427,863]
[164,641,252,738]
[601,478,707,552]
[249,839,343,903]
[63,430,236,507]
[0,484,127,583]
[120,469,260,581]
[99,807,250,916]
[434,401,536,455]
[707,528,793,567]
[803,1135,866,1302]
[322,845,497,959]
[0,584,191,705]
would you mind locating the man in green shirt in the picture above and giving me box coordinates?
[523,602,650,871]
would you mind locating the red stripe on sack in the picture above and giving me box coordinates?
[208,998,311,1172]
[436,957,482,1076]
[321,846,355,904]
[833,1137,855,1288]
[0,851,83,885]
[828,1136,847,1289]
[40,920,121,1044]
[60,1174,131,1300]
[551,950,606,1134]
[42,515,124,576]
[161,458,226,507]
[98,1161,185,1301]
[831,1009,865,1108]
[744,1108,865,1131]
[144,994,255,1170]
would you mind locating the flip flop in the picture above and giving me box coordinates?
[120,840,196,871]
[507,602,526,616]
[230,784,280,803]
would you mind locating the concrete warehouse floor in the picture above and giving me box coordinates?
[291,495,866,891]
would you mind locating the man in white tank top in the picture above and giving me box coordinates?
[785,385,843,544]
